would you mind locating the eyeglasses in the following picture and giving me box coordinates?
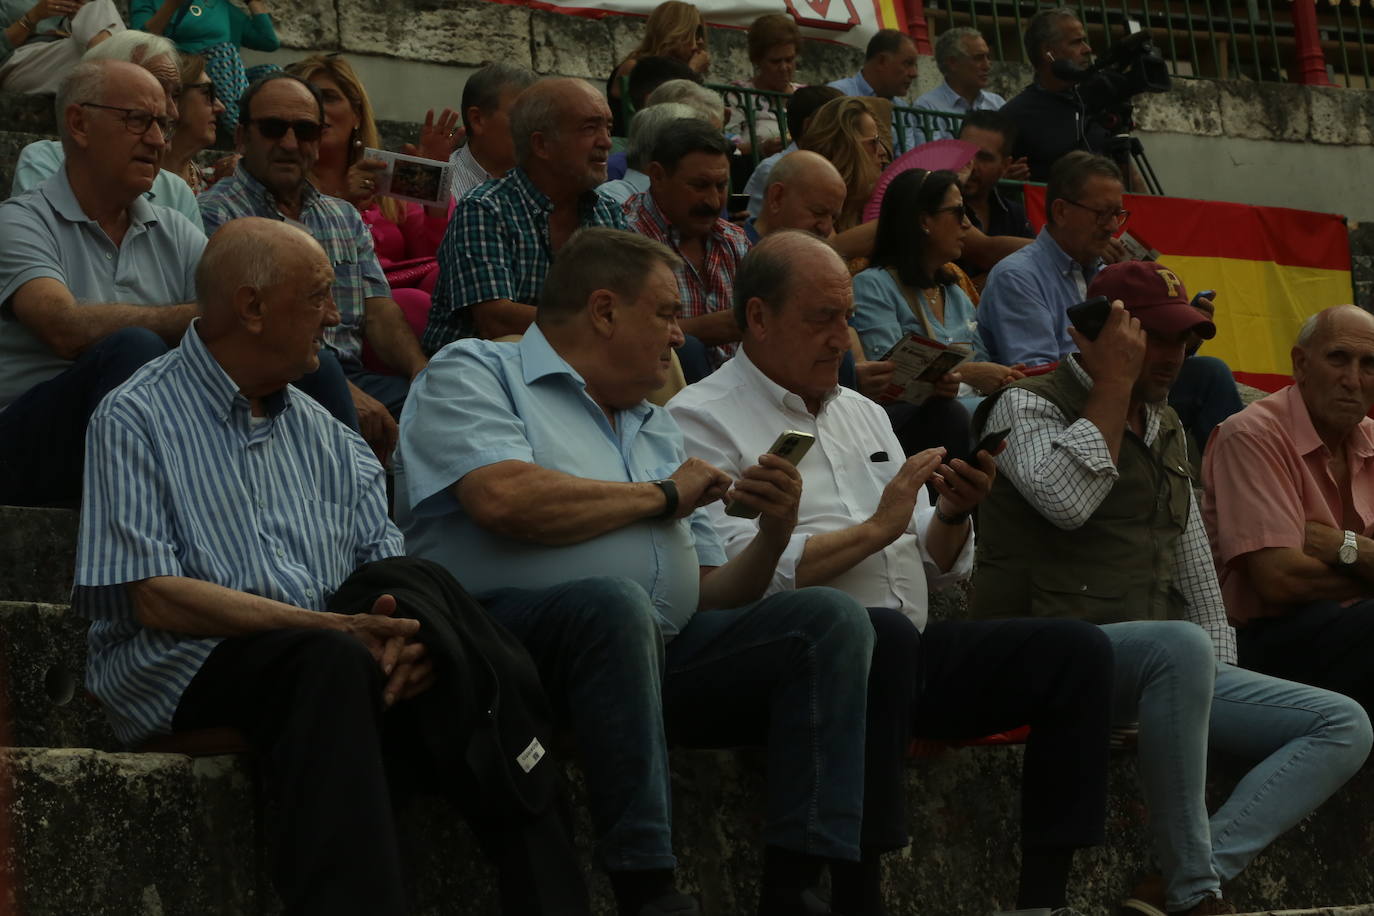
[246,117,323,142]
[934,204,968,222]
[79,103,172,138]
[1063,197,1130,227]
[186,80,217,104]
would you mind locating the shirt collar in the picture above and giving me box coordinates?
[42,166,160,228]
[457,143,497,181]
[1282,383,1374,460]
[509,166,604,221]
[733,345,841,415]
[1037,225,1101,280]
[179,319,292,423]
[519,324,654,422]
[850,70,877,96]
[641,188,731,250]
[233,163,322,215]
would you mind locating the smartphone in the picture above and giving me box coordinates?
[960,428,1010,465]
[1067,295,1112,342]
[725,430,816,519]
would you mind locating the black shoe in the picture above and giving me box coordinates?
[637,893,700,916]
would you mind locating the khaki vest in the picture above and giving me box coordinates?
[970,365,1195,625]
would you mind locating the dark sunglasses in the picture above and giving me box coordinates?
[187,80,217,104]
[247,117,322,141]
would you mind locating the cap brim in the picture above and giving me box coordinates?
[1134,303,1217,339]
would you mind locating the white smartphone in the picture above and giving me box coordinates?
[725,429,816,519]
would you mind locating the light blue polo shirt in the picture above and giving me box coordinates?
[11,139,203,227]
[0,169,205,409]
[395,325,727,640]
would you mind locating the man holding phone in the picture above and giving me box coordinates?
[670,230,1116,916]
[971,261,1370,916]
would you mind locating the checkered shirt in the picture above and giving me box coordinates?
[424,168,627,353]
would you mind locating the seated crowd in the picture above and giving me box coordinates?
[0,6,1370,916]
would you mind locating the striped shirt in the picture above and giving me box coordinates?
[424,167,627,353]
[197,166,389,368]
[448,143,497,203]
[74,322,402,745]
[623,190,751,365]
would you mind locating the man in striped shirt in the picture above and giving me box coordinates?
[447,62,536,203]
[74,218,457,915]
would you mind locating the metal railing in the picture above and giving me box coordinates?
[922,0,1370,88]
[708,83,792,165]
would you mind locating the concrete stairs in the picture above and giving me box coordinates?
[3,503,1374,914]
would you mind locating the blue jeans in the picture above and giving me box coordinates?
[478,577,874,871]
[1104,620,1372,911]
[0,326,167,506]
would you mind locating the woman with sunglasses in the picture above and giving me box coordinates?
[852,168,1028,454]
[165,52,225,194]
[131,0,279,130]
[798,97,889,235]
[286,54,455,375]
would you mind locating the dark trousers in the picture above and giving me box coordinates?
[173,627,406,916]
[1169,354,1243,457]
[0,327,168,506]
[346,367,411,420]
[1238,598,1374,712]
[884,396,973,459]
[859,616,1114,852]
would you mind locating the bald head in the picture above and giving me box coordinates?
[198,218,325,330]
[510,78,613,185]
[1291,304,1374,444]
[1296,305,1374,350]
[759,151,848,240]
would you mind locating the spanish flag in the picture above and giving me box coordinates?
[1023,187,1355,392]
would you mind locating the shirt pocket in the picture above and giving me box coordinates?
[273,497,359,598]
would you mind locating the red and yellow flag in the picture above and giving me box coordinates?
[1024,187,1355,392]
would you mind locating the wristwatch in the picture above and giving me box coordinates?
[651,479,679,519]
[934,501,972,526]
[1338,529,1359,566]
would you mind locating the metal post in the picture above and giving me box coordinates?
[904,0,934,53]
[1289,0,1334,85]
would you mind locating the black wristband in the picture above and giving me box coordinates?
[934,502,971,526]
[651,478,678,519]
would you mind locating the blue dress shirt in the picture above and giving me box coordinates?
[827,70,925,153]
[977,227,1102,366]
[395,326,727,640]
[911,82,1007,140]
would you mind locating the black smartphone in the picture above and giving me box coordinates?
[960,428,1009,465]
[1067,296,1112,342]
[725,430,817,519]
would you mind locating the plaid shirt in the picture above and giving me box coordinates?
[623,190,751,363]
[198,165,388,368]
[424,168,627,353]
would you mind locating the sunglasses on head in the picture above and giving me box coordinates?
[247,117,322,141]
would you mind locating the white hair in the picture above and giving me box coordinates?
[645,79,725,129]
[81,29,178,69]
[55,61,109,142]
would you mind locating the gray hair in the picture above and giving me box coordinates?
[645,79,725,128]
[82,29,178,69]
[55,61,110,142]
[1024,8,1079,65]
[935,27,984,76]
[509,78,560,167]
[460,62,537,134]
[539,228,682,324]
[734,230,822,330]
[626,102,696,172]
[1296,312,1321,347]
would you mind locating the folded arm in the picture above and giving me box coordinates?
[10,277,195,360]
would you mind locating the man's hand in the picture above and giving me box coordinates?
[383,639,436,706]
[337,593,421,677]
[1191,291,1216,319]
[932,371,962,400]
[1304,520,1346,567]
[855,359,895,401]
[866,448,945,544]
[1069,300,1144,389]
[344,157,388,211]
[405,108,463,162]
[688,48,710,73]
[1004,157,1030,182]
[668,457,732,517]
[209,152,241,187]
[958,361,1025,395]
[726,453,801,541]
[350,384,398,466]
[1101,237,1131,265]
[932,444,1001,516]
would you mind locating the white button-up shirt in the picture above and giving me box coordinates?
[668,347,973,631]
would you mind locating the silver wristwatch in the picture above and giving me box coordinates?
[1338,530,1359,566]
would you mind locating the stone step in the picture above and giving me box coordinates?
[0,602,116,751]
[5,743,1374,915]
[0,507,76,606]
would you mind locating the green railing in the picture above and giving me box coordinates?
[890,104,969,153]
[922,0,1371,88]
[708,83,792,166]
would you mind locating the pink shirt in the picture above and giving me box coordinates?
[361,200,451,270]
[1202,384,1374,623]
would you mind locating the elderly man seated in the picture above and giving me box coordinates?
[0,59,202,507]
[10,30,201,226]
[396,227,878,916]
[598,102,695,206]
[668,231,1115,916]
[972,263,1371,916]
[1204,305,1374,713]
[743,150,846,244]
[199,72,428,463]
[76,217,583,916]
[624,118,750,378]
[425,77,626,352]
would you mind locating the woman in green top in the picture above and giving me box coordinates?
[0,0,124,93]
[132,0,279,129]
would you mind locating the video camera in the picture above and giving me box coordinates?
[1050,30,1171,132]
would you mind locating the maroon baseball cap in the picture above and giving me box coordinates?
[1086,261,1216,340]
